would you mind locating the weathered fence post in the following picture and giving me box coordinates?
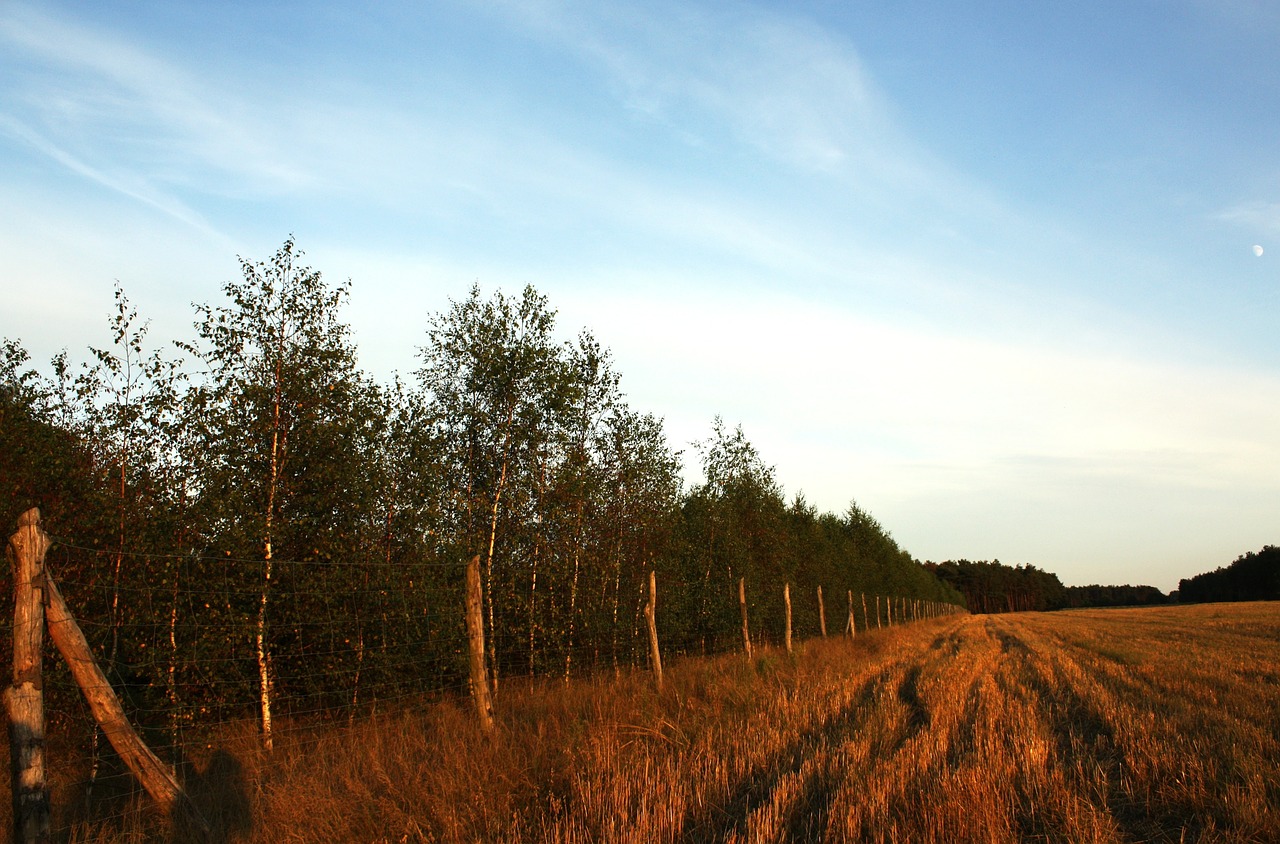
[464,555,494,733]
[43,568,208,835]
[644,570,663,692]
[784,583,793,654]
[817,585,827,638]
[875,595,881,629]
[846,590,855,638]
[862,593,868,632]
[7,508,50,843]
[739,577,752,661]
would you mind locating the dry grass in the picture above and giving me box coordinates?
[27,602,1280,842]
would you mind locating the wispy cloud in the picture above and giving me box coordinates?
[1217,200,1280,236]
[0,112,223,236]
[0,3,314,212]
[482,0,923,186]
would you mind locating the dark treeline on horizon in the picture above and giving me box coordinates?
[924,559,1171,614]
[1178,546,1280,604]
[1,238,963,737]
[929,549,1280,614]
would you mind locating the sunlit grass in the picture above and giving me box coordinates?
[26,602,1280,842]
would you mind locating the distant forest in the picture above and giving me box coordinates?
[1177,547,1280,604]
[926,547,1280,614]
[924,560,1168,614]
[1,239,962,736]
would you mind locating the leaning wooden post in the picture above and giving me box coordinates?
[738,577,752,661]
[875,595,881,629]
[783,583,793,654]
[861,593,868,632]
[43,568,208,835]
[846,590,855,638]
[464,555,494,733]
[644,570,663,692]
[7,508,50,843]
[817,585,827,638]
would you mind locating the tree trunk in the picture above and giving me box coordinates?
[484,411,515,697]
[784,583,792,654]
[817,585,826,638]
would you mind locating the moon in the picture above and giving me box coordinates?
[1253,244,1264,257]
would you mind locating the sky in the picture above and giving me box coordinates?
[2,0,1278,592]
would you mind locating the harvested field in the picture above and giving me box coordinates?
[49,603,1280,843]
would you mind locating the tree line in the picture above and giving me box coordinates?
[2,238,964,747]
[925,559,1170,613]
[1177,546,1280,603]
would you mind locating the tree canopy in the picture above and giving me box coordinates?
[3,239,965,745]
[1178,547,1280,603]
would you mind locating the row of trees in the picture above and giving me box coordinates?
[925,559,1169,613]
[1178,547,1280,603]
[925,560,1071,613]
[1063,583,1168,609]
[3,239,963,749]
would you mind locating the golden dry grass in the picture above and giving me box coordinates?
[35,602,1280,843]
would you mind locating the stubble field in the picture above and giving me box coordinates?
[63,603,1280,843]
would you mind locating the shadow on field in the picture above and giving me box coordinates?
[678,658,900,843]
[897,666,931,733]
[171,750,251,844]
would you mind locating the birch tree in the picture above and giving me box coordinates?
[416,283,566,690]
[184,238,372,748]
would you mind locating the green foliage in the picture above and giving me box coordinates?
[1,340,106,538]
[2,239,965,741]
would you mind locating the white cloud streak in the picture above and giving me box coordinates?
[482,0,925,186]
[1217,200,1280,236]
[0,3,314,209]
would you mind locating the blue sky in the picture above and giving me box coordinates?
[2,0,1278,591]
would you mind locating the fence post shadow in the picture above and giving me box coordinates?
[170,750,251,844]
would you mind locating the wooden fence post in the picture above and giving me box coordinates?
[43,568,208,835]
[817,585,826,638]
[644,570,663,692]
[846,590,855,638]
[7,508,50,843]
[862,593,868,632]
[784,583,793,654]
[738,578,752,661]
[464,555,494,733]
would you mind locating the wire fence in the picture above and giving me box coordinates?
[5,512,962,838]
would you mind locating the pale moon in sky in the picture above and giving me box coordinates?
[1253,244,1264,257]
